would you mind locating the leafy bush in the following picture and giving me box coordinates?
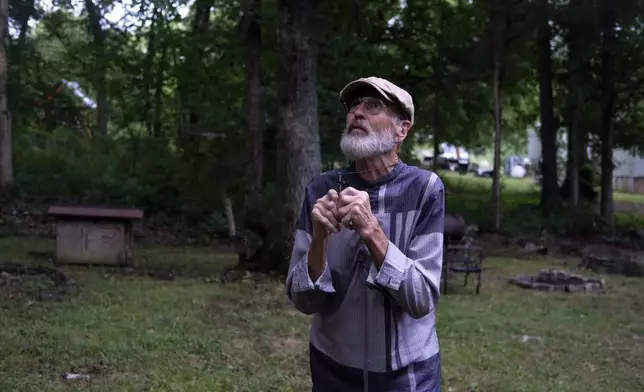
[441,171,629,237]
[12,131,226,222]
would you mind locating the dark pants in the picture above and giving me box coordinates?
[310,344,441,392]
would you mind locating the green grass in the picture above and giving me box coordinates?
[0,238,310,392]
[439,169,644,204]
[438,170,644,234]
[614,191,644,204]
[1,237,644,391]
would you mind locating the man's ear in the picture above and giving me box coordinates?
[394,119,412,143]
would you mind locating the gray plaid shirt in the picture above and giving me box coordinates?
[285,161,444,390]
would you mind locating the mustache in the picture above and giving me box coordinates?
[345,121,371,133]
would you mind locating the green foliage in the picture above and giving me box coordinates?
[441,171,636,236]
[12,131,231,222]
[5,0,644,234]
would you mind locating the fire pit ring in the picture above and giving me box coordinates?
[508,268,605,293]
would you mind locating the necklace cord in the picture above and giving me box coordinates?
[335,161,399,192]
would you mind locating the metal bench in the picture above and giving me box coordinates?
[47,206,144,266]
[442,214,484,295]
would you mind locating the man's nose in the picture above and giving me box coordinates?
[351,103,367,119]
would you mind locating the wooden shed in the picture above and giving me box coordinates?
[47,206,144,266]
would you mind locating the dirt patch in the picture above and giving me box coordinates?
[0,262,78,304]
[579,254,644,277]
[230,337,254,352]
[475,232,644,261]
[271,335,307,354]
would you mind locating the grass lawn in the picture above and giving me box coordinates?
[438,170,644,205]
[438,171,644,233]
[2,237,644,391]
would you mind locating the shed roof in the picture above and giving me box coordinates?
[47,206,144,221]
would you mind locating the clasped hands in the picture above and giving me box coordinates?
[311,187,378,240]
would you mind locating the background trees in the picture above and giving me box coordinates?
[4,0,644,273]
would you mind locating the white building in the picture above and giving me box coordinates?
[527,126,644,194]
[612,148,644,194]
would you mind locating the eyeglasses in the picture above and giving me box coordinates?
[345,97,388,116]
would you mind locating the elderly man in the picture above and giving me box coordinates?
[285,77,445,392]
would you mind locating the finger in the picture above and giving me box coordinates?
[320,198,338,211]
[318,189,339,204]
[322,208,341,230]
[326,189,339,201]
[339,187,359,196]
[338,193,359,208]
[312,207,339,233]
[321,190,338,206]
[338,201,359,217]
[315,197,340,223]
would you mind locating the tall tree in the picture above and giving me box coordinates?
[491,29,504,230]
[556,0,600,206]
[7,0,34,126]
[142,4,160,137]
[270,0,321,273]
[563,20,583,206]
[476,0,534,230]
[599,0,616,230]
[177,0,214,142]
[84,0,108,136]
[537,0,560,210]
[241,0,265,234]
[0,0,12,186]
[431,0,447,173]
[152,8,168,139]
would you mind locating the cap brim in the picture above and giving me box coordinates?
[339,80,397,106]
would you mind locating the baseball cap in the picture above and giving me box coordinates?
[339,76,415,125]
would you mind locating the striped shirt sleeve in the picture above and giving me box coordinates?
[285,180,336,315]
[366,173,445,319]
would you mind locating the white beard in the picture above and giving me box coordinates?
[340,124,397,161]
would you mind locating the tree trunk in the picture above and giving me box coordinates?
[432,136,440,172]
[565,25,591,206]
[537,0,560,211]
[242,0,265,229]
[0,0,12,186]
[84,0,108,136]
[152,37,167,139]
[223,193,237,238]
[8,0,34,124]
[261,0,321,274]
[599,0,616,231]
[565,26,581,206]
[177,0,213,144]
[562,0,596,205]
[151,8,168,139]
[142,7,159,137]
[492,41,504,231]
[431,1,446,174]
